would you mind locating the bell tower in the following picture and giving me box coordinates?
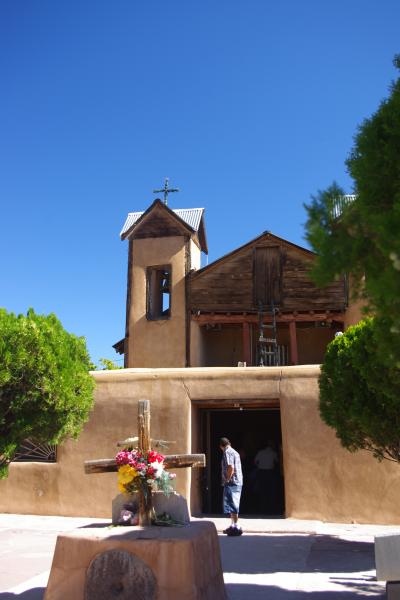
[119,197,207,368]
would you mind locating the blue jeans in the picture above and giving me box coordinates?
[223,484,242,515]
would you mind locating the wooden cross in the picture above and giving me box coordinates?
[153,177,179,206]
[84,399,205,526]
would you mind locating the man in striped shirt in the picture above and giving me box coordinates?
[220,437,243,536]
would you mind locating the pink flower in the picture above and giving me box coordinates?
[116,451,131,466]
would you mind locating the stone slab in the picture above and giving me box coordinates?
[375,534,400,581]
[44,521,226,600]
[112,491,190,525]
[153,491,190,524]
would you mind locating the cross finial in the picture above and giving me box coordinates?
[153,177,179,206]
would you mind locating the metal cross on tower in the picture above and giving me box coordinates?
[153,177,179,206]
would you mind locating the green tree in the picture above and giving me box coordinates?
[304,56,400,365]
[305,56,400,462]
[97,357,123,370]
[0,308,95,478]
[320,319,400,462]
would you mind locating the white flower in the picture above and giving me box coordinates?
[152,460,164,479]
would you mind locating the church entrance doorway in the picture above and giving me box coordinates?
[200,407,285,516]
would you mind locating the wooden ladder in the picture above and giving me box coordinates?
[257,301,280,367]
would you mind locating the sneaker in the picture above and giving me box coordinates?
[223,526,234,534]
[227,527,243,536]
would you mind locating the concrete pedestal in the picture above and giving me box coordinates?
[375,534,400,582]
[44,521,226,600]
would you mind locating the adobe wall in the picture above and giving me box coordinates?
[344,276,367,328]
[190,322,206,367]
[279,369,400,523]
[127,236,188,368]
[344,298,365,328]
[1,366,400,524]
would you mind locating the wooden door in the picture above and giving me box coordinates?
[254,246,282,307]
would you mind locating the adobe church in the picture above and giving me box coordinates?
[1,192,399,524]
[114,197,348,369]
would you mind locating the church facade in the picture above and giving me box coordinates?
[115,198,353,370]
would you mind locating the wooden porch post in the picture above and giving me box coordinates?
[242,322,251,365]
[289,320,298,365]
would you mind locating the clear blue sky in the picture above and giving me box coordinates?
[1,1,399,366]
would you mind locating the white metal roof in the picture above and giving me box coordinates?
[332,194,356,219]
[120,207,205,238]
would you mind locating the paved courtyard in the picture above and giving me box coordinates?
[0,514,399,599]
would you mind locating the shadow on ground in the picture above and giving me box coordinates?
[219,534,376,574]
[225,584,385,600]
[78,522,111,529]
[0,589,44,600]
[221,534,384,600]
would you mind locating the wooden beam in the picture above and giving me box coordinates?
[138,400,151,454]
[116,437,176,448]
[84,454,206,475]
[133,400,154,525]
[192,312,345,325]
[191,398,280,409]
[289,321,298,365]
[242,322,251,365]
[162,454,206,468]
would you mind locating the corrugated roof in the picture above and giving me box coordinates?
[120,207,205,238]
[332,194,356,219]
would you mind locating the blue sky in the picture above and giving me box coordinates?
[1,1,399,366]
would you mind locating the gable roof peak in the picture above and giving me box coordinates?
[120,199,208,253]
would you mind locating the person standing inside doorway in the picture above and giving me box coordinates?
[254,440,279,513]
[220,437,243,536]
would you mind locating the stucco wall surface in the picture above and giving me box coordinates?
[344,298,365,328]
[1,366,400,524]
[128,236,187,367]
[279,369,400,523]
[344,276,367,328]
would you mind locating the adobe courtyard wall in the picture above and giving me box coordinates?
[1,366,400,524]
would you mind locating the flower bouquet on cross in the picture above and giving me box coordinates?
[116,448,176,498]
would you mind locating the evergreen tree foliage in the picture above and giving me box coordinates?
[0,308,94,478]
[320,318,400,462]
[305,56,400,462]
[97,357,123,370]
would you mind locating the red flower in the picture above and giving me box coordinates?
[148,450,164,463]
[146,466,156,478]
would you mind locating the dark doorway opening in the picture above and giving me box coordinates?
[200,407,285,516]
